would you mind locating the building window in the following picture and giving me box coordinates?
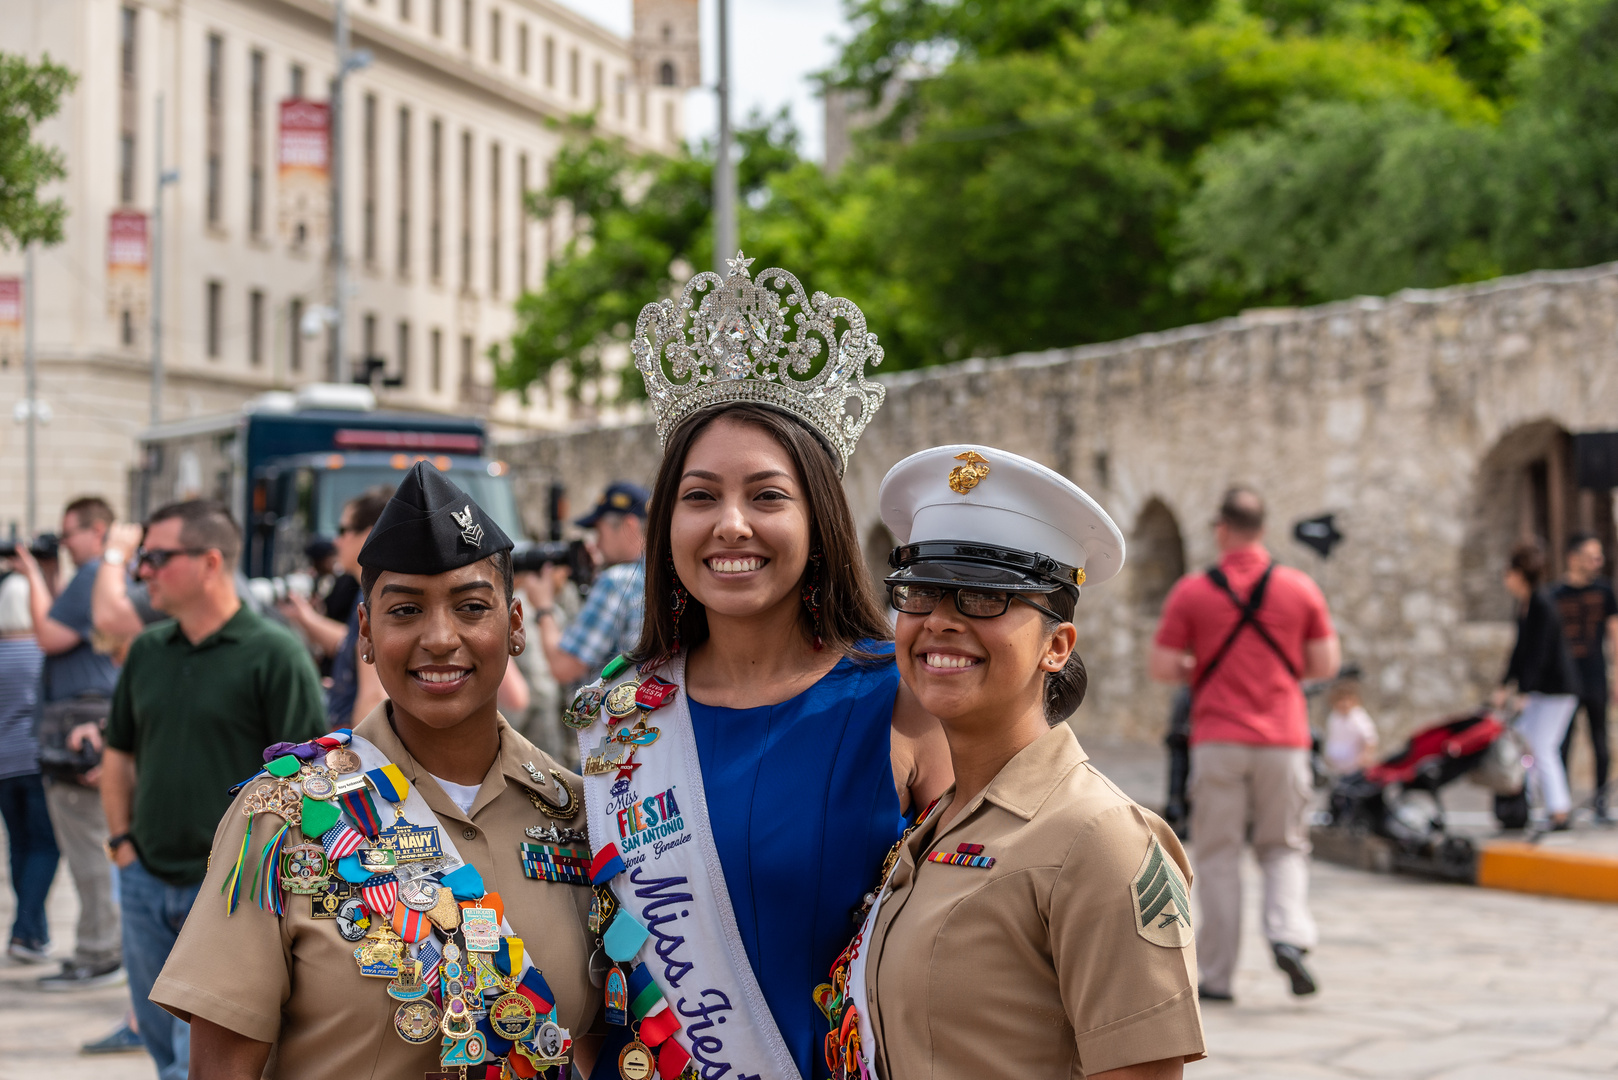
[638,89,648,129]
[568,48,579,98]
[615,73,626,119]
[517,151,529,292]
[290,63,305,98]
[459,333,474,402]
[397,106,411,275]
[488,141,501,297]
[592,60,603,107]
[119,6,137,205]
[363,93,377,264]
[664,100,675,142]
[206,34,224,227]
[206,280,223,359]
[289,298,304,372]
[517,22,528,75]
[249,50,265,236]
[431,0,443,36]
[121,309,135,346]
[658,60,675,86]
[544,36,554,87]
[363,313,379,377]
[400,0,411,21]
[460,130,473,292]
[489,8,501,63]
[396,320,411,386]
[461,0,473,50]
[248,289,265,366]
[430,328,443,392]
[429,118,443,281]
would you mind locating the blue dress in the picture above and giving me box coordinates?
[689,643,905,1080]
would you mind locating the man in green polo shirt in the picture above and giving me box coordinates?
[102,500,324,1080]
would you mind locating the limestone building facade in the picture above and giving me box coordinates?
[499,261,1618,745]
[0,0,689,531]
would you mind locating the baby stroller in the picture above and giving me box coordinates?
[1324,709,1528,880]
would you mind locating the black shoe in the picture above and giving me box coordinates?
[1595,806,1614,827]
[1197,985,1234,1003]
[1272,943,1317,996]
[81,1023,143,1054]
[39,958,125,992]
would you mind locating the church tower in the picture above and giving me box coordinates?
[632,0,702,90]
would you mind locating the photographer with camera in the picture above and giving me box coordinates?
[519,481,647,686]
[8,496,126,991]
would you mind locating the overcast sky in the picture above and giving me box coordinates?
[551,0,852,161]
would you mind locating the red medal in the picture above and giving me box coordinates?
[635,677,679,711]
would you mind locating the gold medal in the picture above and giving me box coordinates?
[488,991,538,1041]
[618,1038,655,1080]
[387,959,429,1001]
[394,998,441,1044]
[425,888,462,932]
[300,770,337,800]
[353,923,405,978]
[604,679,643,718]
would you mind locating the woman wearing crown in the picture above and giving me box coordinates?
[566,254,951,1080]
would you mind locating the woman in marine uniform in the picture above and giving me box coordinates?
[151,462,599,1079]
[565,254,950,1080]
[825,445,1206,1080]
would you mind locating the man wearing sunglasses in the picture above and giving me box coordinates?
[100,500,325,1080]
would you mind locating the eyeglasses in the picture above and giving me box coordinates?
[136,547,210,570]
[888,582,1059,620]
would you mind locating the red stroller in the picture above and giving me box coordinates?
[1324,710,1528,880]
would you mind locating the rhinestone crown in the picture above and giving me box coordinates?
[632,252,885,474]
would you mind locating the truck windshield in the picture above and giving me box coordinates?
[316,466,524,541]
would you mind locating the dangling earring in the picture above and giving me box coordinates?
[668,556,690,655]
[802,549,824,651]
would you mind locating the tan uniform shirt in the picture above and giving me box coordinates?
[151,706,598,1079]
[865,725,1205,1079]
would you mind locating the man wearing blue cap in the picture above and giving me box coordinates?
[521,482,647,686]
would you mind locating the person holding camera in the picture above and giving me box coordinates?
[0,572,56,965]
[520,481,648,686]
[9,496,126,991]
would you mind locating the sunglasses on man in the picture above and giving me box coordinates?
[136,547,211,570]
[888,582,1060,620]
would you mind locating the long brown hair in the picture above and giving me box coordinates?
[634,403,892,663]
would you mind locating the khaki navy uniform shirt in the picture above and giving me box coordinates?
[151,705,598,1079]
[865,725,1205,1079]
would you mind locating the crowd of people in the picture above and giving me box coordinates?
[0,254,1612,1080]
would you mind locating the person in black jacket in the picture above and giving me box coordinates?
[1496,542,1582,830]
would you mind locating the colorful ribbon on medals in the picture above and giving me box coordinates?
[252,822,292,915]
[221,815,253,915]
[367,763,410,804]
[321,820,367,860]
[359,874,399,917]
[339,785,384,838]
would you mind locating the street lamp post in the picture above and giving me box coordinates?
[712,0,736,271]
[23,243,36,535]
[150,93,179,427]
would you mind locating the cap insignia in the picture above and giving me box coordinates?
[948,451,991,494]
[450,504,484,548]
[1073,568,1087,586]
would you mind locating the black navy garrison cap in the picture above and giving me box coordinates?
[357,461,513,575]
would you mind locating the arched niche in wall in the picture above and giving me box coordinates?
[1460,420,1616,621]
[1131,497,1186,615]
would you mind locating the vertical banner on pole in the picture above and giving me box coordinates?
[106,209,151,320]
[0,277,20,365]
[278,99,330,247]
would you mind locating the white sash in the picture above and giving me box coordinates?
[579,655,801,1080]
[347,733,468,874]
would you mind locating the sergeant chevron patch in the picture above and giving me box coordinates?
[1131,838,1193,948]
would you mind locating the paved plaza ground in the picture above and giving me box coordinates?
[2,743,1615,1079]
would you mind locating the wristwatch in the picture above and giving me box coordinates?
[103,548,126,567]
[104,834,132,860]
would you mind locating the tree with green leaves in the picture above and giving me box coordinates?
[0,52,76,249]
[1176,0,1618,304]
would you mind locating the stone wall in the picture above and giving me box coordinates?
[498,262,1618,746]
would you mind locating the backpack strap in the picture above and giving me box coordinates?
[1192,562,1300,691]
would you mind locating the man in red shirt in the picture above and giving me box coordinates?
[1150,487,1340,1002]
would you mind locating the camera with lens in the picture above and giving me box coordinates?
[0,534,61,560]
[511,539,596,593]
